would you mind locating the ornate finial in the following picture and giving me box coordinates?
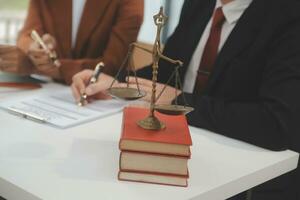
[153,6,168,26]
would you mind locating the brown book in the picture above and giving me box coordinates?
[119,107,192,157]
[118,170,188,187]
[120,151,189,176]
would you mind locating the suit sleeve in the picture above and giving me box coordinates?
[17,0,43,53]
[59,0,144,84]
[177,19,300,151]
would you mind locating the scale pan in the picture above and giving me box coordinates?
[155,104,194,115]
[108,87,146,100]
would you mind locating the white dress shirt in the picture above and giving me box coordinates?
[183,0,253,93]
[72,0,86,48]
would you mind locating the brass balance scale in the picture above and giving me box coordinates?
[108,7,193,131]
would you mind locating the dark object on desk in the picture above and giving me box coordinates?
[0,72,45,89]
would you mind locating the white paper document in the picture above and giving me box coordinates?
[0,91,127,128]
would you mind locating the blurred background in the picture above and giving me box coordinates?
[0,0,184,45]
[0,0,27,44]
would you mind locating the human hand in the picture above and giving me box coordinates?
[28,34,60,78]
[0,45,34,75]
[120,76,181,105]
[71,70,117,103]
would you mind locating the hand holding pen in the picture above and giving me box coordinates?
[76,62,105,106]
[30,30,61,67]
[71,62,119,106]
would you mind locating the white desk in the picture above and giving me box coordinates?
[0,83,298,200]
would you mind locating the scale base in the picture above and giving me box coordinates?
[137,115,165,130]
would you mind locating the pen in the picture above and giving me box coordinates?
[78,62,104,106]
[30,30,61,67]
[7,107,46,124]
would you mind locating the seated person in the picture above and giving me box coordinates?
[0,0,144,84]
[71,0,300,199]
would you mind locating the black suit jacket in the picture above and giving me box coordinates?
[138,0,300,199]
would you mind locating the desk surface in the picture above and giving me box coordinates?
[0,83,298,200]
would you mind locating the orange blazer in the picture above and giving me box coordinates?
[17,0,144,84]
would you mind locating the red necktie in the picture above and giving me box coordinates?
[194,7,225,94]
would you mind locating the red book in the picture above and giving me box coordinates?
[119,107,192,157]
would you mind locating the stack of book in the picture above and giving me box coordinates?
[118,107,192,187]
